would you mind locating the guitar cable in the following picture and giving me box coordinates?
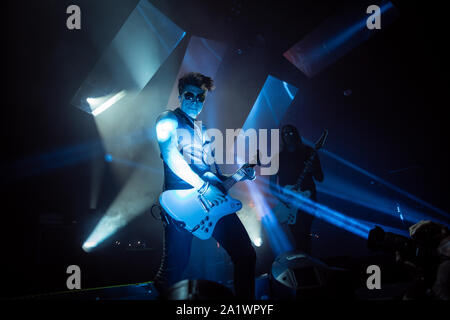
[151,203,181,228]
[150,203,164,221]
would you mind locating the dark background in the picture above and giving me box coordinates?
[1,0,448,298]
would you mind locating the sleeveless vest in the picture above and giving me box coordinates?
[162,108,212,190]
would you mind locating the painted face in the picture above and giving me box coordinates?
[179,85,207,119]
[282,126,301,148]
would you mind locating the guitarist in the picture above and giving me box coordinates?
[270,124,324,254]
[154,72,256,299]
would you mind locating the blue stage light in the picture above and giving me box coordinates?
[284,1,398,77]
[242,75,298,130]
[72,0,186,115]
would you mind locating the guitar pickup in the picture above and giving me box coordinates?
[198,195,210,212]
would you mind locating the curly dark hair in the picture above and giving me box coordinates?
[178,72,215,95]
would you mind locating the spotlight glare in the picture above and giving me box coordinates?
[82,241,96,252]
[88,90,126,117]
[156,117,177,142]
[253,237,263,247]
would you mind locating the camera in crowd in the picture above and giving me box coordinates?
[367,221,449,300]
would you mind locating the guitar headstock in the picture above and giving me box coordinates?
[314,129,328,151]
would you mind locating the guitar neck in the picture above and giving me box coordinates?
[294,150,317,190]
[293,129,327,190]
[222,165,253,192]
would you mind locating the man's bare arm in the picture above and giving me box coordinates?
[155,111,225,205]
[155,111,204,189]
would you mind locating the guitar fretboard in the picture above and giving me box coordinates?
[222,170,243,191]
[294,152,316,190]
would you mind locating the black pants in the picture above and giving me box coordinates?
[289,209,315,255]
[154,213,256,299]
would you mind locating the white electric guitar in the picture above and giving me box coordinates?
[159,156,260,240]
[273,129,328,224]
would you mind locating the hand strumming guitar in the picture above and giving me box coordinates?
[198,181,226,207]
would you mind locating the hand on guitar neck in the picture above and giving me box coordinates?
[159,152,261,240]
